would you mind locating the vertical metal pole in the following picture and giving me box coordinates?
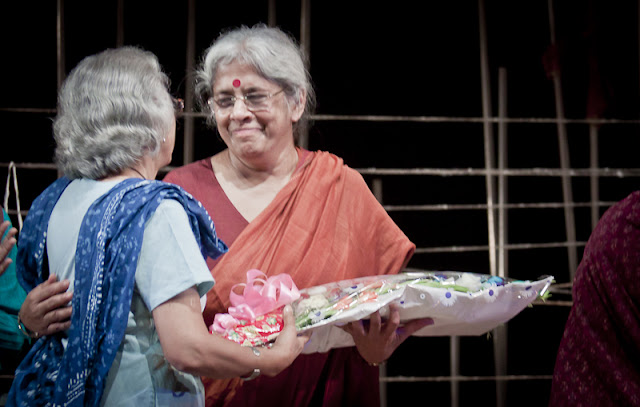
[299,0,311,150]
[56,0,65,91]
[547,0,578,280]
[589,124,599,228]
[300,0,311,72]
[116,0,124,46]
[268,0,277,27]
[183,0,196,165]
[478,0,497,278]
[450,336,460,407]
[493,67,509,407]
[479,1,505,406]
[372,178,387,407]
[497,67,508,279]
[56,0,66,179]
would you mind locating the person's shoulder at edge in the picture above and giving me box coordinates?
[601,190,640,225]
[616,190,640,206]
[583,190,640,255]
[623,190,640,208]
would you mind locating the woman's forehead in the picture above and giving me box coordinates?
[215,61,259,80]
[213,62,274,91]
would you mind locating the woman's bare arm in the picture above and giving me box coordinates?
[153,286,309,378]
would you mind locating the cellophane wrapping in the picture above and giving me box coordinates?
[212,271,554,353]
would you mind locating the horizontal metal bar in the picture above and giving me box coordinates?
[3,162,639,179]
[414,241,586,254]
[5,107,640,126]
[358,167,640,177]
[547,287,572,295]
[380,374,553,383]
[531,300,573,306]
[0,108,57,114]
[0,162,58,170]
[550,282,572,289]
[0,372,556,383]
[383,201,618,212]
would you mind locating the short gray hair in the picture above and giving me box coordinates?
[54,46,174,179]
[195,24,316,141]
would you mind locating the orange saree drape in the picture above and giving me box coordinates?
[202,150,415,406]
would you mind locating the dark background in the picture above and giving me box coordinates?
[1,1,639,406]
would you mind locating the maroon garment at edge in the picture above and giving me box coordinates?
[549,191,640,407]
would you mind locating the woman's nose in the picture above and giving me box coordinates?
[230,97,251,120]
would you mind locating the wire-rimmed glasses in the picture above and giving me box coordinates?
[209,89,285,114]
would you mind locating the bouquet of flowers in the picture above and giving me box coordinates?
[209,269,299,347]
[210,270,554,351]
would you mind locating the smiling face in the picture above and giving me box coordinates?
[211,61,305,164]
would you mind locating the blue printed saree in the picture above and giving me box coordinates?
[7,177,227,407]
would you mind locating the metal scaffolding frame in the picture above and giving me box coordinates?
[2,1,640,406]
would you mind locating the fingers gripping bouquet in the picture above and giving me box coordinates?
[210,269,554,350]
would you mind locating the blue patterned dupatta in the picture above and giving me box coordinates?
[8,177,228,407]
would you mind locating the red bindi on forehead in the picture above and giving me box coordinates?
[232,79,241,88]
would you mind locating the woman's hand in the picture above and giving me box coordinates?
[259,305,310,377]
[19,274,73,336]
[0,220,17,277]
[342,303,434,365]
[155,288,309,378]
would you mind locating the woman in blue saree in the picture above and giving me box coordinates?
[7,47,307,407]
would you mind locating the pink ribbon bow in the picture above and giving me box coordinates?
[211,269,300,334]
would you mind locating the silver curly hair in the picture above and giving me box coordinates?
[53,46,174,179]
[195,24,316,141]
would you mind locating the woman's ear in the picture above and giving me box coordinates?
[291,89,307,123]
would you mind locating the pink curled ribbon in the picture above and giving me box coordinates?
[211,269,300,334]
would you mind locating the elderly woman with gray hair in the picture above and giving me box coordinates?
[7,46,307,407]
[162,24,433,407]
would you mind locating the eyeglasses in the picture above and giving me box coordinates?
[172,97,184,113]
[209,89,284,114]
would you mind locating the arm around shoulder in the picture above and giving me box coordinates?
[18,274,73,336]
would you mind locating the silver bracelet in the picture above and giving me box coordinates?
[241,347,261,381]
[17,314,40,339]
[241,368,260,381]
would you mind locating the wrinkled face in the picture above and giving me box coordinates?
[211,61,304,161]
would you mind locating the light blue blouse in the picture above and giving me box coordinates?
[47,179,214,406]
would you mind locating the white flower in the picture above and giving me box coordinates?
[342,283,364,294]
[519,285,535,299]
[441,289,457,307]
[484,285,499,303]
[455,273,483,292]
[305,286,328,296]
[310,310,326,324]
[296,294,330,314]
